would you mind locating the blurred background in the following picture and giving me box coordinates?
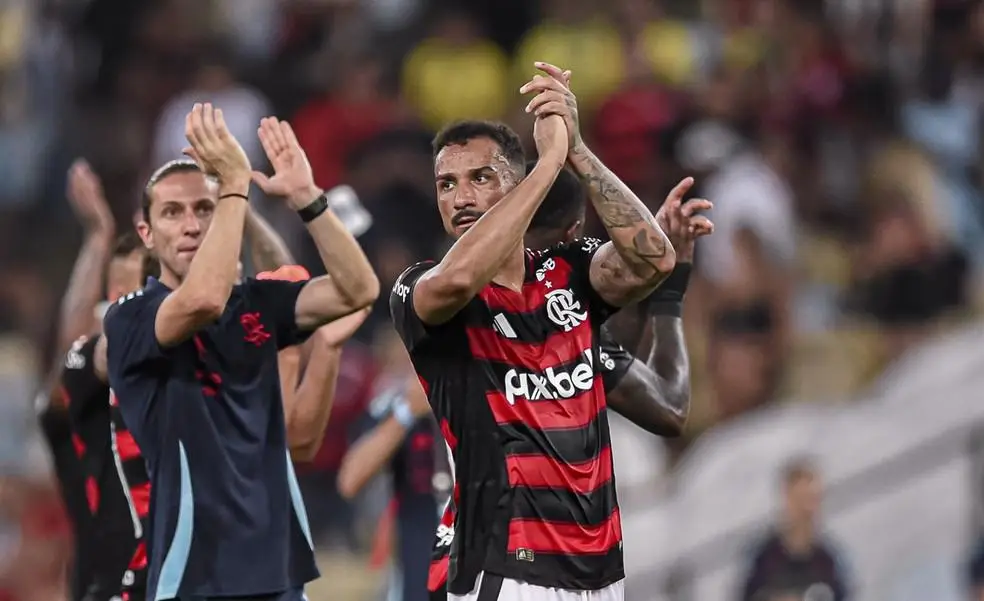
[1,0,984,599]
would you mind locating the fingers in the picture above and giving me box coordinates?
[525,90,567,113]
[689,216,714,236]
[533,100,570,119]
[258,117,286,159]
[667,177,695,204]
[680,198,713,217]
[185,104,204,155]
[182,146,203,167]
[520,74,569,96]
[280,121,301,150]
[563,70,572,86]
[534,61,567,83]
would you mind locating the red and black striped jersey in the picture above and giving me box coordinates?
[425,327,634,598]
[36,334,141,601]
[109,390,149,598]
[391,239,625,593]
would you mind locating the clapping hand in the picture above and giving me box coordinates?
[655,177,714,263]
[182,102,252,187]
[520,62,581,152]
[251,117,321,209]
[67,159,114,237]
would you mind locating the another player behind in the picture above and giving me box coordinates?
[104,104,379,601]
[425,162,712,601]
[390,61,696,600]
[35,160,150,601]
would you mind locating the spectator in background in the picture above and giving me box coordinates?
[740,458,851,601]
[152,43,271,167]
[401,7,508,131]
[294,51,400,193]
[513,0,623,114]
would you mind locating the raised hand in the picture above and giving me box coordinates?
[520,62,581,152]
[67,159,114,236]
[655,177,714,263]
[314,307,370,348]
[183,103,251,187]
[251,116,320,209]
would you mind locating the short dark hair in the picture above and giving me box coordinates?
[431,120,525,173]
[781,456,818,487]
[111,231,143,259]
[141,159,202,222]
[527,161,585,232]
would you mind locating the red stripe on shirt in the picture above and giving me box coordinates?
[465,321,593,370]
[116,429,142,462]
[505,446,613,493]
[507,508,621,555]
[428,555,449,592]
[485,385,603,430]
[130,481,151,517]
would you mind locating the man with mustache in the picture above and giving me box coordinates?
[390,62,710,601]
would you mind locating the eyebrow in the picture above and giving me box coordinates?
[436,165,495,180]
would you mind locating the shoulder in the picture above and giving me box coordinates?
[104,288,153,325]
[392,261,437,300]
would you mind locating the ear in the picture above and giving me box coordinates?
[564,220,583,243]
[136,220,154,251]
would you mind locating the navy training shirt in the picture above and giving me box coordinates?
[104,277,320,600]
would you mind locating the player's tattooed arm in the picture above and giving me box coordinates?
[521,62,677,307]
[58,160,115,355]
[245,206,295,273]
[605,308,689,437]
[575,153,682,307]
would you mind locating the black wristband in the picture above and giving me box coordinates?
[647,262,692,315]
[297,193,329,223]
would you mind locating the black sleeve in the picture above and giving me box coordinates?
[60,335,108,424]
[242,278,312,349]
[551,238,619,323]
[389,261,439,353]
[596,327,633,393]
[105,290,170,392]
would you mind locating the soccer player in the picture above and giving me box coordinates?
[103,104,379,601]
[389,61,704,600]
[425,163,710,600]
[38,159,364,601]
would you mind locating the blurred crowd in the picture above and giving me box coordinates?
[2,0,984,599]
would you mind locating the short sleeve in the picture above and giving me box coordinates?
[389,261,437,352]
[552,237,619,323]
[242,277,311,350]
[104,290,169,391]
[60,335,108,423]
[596,328,632,393]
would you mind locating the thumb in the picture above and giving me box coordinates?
[563,70,572,85]
[251,170,272,191]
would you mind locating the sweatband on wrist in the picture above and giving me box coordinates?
[648,263,692,315]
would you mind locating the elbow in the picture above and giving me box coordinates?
[289,443,319,463]
[336,469,361,500]
[186,294,226,323]
[651,244,677,282]
[354,272,381,309]
[662,393,690,438]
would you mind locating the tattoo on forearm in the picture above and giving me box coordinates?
[574,152,669,275]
